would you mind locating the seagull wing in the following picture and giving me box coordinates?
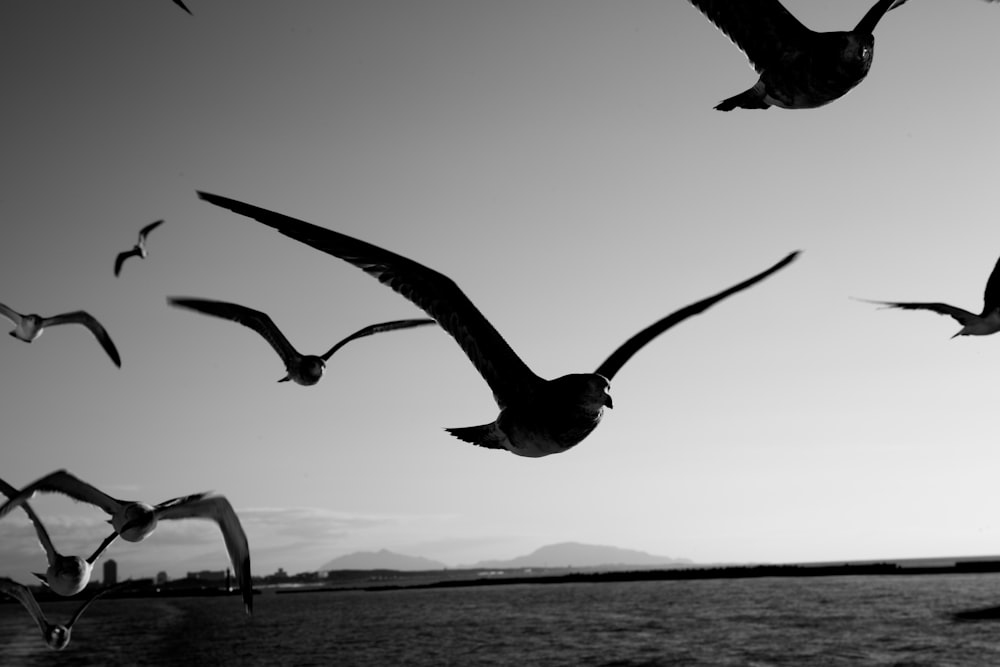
[0,478,60,566]
[0,470,126,522]
[84,531,120,565]
[853,0,905,34]
[168,297,303,369]
[0,578,52,637]
[198,191,545,407]
[980,254,1000,315]
[594,251,799,381]
[0,302,23,327]
[855,298,979,324]
[137,219,164,244]
[114,248,141,277]
[172,0,193,15]
[687,0,811,73]
[64,583,121,630]
[41,311,121,367]
[155,494,253,615]
[320,318,437,360]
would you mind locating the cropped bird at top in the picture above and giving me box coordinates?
[114,219,164,277]
[173,0,192,16]
[0,302,121,367]
[198,190,799,458]
[857,253,1000,338]
[0,578,133,650]
[168,296,435,385]
[0,478,118,597]
[0,470,254,615]
[688,0,997,111]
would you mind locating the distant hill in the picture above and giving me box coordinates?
[468,542,691,569]
[319,549,447,572]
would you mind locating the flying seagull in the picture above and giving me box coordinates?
[0,478,118,597]
[0,578,134,650]
[114,219,164,277]
[197,190,799,457]
[0,470,253,615]
[688,0,996,111]
[0,302,121,367]
[168,297,436,385]
[857,253,1000,338]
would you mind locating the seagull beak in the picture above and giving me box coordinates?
[604,394,613,409]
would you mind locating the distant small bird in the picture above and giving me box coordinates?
[198,190,798,457]
[173,0,192,16]
[0,577,129,650]
[168,297,436,385]
[0,470,254,615]
[0,302,121,367]
[689,0,996,111]
[857,253,1000,338]
[0,478,118,597]
[114,219,164,277]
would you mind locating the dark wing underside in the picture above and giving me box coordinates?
[168,297,302,366]
[114,249,139,277]
[320,318,437,360]
[687,0,812,73]
[0,470,125,522]
[43,311,121,367]
[594,251,799,381]
[980,254,1000,315]
[138,219,164,242]
[198,191,545,407]
[860,299,978,324]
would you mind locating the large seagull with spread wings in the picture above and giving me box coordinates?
[198,191,798,458]
[688,0,997,111]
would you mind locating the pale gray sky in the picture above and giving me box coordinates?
[1,1,999,583]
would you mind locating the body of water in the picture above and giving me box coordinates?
[2,573,1000,666]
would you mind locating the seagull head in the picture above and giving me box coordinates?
[43,555,91,596]
[115,502,158,542]
[45,625,71,651]
[285,356,326,385]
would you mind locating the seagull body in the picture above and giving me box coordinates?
[0,470,253,614]
[168,297,435,385]
[858,254,1000,338]
[114,219,163,277]
[0,302,121,367]
[198,191,798,457]
[690,0,908,110]
[0,478,118,597]
[0,577,128,650]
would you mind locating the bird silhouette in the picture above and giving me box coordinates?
[0,302,121,367]
[114,219,164,277]
[173,0,192,16]
[688,0,997,111]
[198,190,799,457]
[857,253,1000,338]
[168,296,435,385]
[0,577,132,650]
[0,477,118,597]
[0,470,253,615]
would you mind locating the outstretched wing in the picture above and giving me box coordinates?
[155,494,253,615]
[114,248,141,277]
[0,470,125,522]
[320,318,437,360]
[687,0,812,73]
[0,302,24,327]
[168,297,302,368]
[594,251,799,381]
[0,578,51,637]
[64,582,127,629]
[137,219,164,243]
[0,478,59,566]
[854,0,906,34]
[198,191,545,407]
[855,298,978,325]
[42,311,121,367]
[980,254,1000,315]
[173,0,193,15]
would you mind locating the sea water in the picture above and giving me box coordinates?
[2,573,1000,666]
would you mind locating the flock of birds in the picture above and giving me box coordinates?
[2,0,999,652]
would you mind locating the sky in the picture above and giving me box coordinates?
[1,1,999,585]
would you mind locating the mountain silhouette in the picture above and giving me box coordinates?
[319,549,447,571]
[468,542,691,569]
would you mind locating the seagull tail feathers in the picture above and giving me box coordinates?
[715,87,769,112]
[445,424,507,450]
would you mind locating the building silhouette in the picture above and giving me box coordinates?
[103,559,118,586]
